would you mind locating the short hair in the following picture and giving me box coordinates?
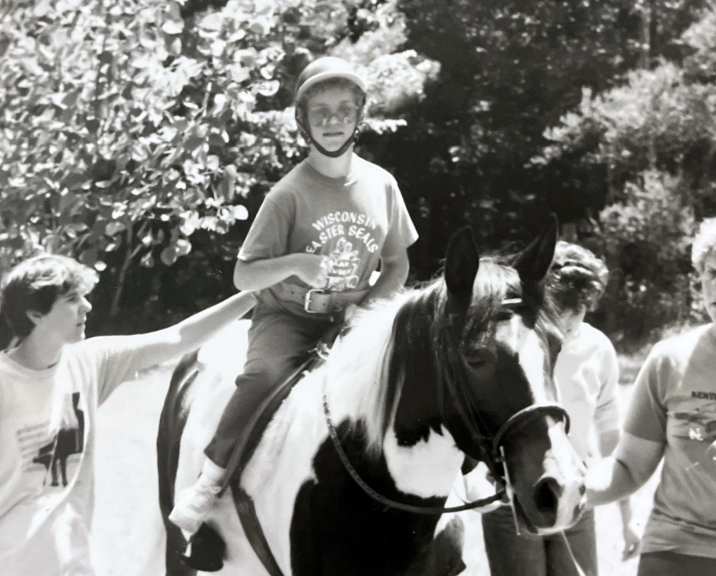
[298,78,366,109]
[546,241,609,313]
[692,218,716,274]
[0,254,98,348]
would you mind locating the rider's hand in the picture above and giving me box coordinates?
[292,254,330,288]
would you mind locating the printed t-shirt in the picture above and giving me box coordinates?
[554,322,620,461]
[238,156,418,316]
[623,324,716,558]
[0,336,150,576]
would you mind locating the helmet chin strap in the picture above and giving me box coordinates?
[306,129,358,158]
[295,108,365,159]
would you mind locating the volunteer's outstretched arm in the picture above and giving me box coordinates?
[125,291,257,373]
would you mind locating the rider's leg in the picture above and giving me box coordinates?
[169,308,335,535]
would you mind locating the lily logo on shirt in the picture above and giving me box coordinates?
[31,392,85,488]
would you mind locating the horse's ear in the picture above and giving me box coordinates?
[512,214,558,284]
[445,226,480,301]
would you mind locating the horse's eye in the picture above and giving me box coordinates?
[464,349,491,368]
[495,310,514,322]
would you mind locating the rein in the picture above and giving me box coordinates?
[322,394,506,514]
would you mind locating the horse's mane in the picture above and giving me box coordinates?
[324,257,562,460]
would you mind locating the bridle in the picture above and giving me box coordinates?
[323,296,571,515]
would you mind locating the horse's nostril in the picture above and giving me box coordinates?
[533,477,562,524]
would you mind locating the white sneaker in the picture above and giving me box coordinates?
[168,477,221,536]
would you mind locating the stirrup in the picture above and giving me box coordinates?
[180,522,226,572]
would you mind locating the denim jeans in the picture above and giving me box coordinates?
[205,303,337,468]
[481,504,597,576]
[637,551,716,576]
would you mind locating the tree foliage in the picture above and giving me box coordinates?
[0,0,431,328]
[534,4,716,342]
[1,0,713,343]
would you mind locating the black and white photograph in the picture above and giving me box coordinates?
[1,0,716,575]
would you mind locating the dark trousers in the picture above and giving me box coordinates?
[637,551,716,576]
[481,504,597,576]
[204,305,337,469]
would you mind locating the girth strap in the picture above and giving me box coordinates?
[233,485,286,576]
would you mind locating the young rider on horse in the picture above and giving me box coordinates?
[169,56,419,537]
[0,254,256,576]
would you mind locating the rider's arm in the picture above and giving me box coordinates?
[586,432,664,506]
[361,249,410,305]
[233,254,328,292]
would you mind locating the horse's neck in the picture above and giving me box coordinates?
[382,422,465,500]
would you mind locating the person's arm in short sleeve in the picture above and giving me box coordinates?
[360,179,417,304]
[382,177,418,258]
[586,348,667,507]
[92,291,257,403]
[592,339,641,559]
[233,194,321,291]
[623,346,669,441]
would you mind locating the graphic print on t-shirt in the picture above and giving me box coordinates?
[305,210,384,291]
[17,392,85,490]
[672,395,716,443]
[325,237,361,291]
[307,211,381,255]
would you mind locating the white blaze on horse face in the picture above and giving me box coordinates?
[383,424,465,499]
[539,416,587,532]
[495,315,550,404]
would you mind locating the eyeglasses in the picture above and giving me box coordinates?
[306,104,359,127]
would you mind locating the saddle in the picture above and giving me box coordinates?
[182,325,342,573]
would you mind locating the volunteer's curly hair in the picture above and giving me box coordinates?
[546,241,609,313]
[692,218,716,274]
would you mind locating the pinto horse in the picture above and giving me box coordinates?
[156,218,586,576]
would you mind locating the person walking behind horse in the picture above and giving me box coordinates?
[480,241,640,576]
[169,56,418,537]
[0,254,256,576]
[587,217,716,576]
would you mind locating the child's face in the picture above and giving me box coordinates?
[305,86,360,153]
[32,289,93,345]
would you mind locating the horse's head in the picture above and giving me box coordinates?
[383,216,585,534]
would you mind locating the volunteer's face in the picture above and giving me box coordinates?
[305,86,360,152]
[558,305,587,339]
[32,290,92,344]
[700,250,716,323]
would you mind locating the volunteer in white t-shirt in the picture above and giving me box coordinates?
[588,218,716,576]
[0,254,256,576]
[482,241,640,576]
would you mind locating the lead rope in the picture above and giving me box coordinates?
[559,531,589,576]
[322,394,506,514]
